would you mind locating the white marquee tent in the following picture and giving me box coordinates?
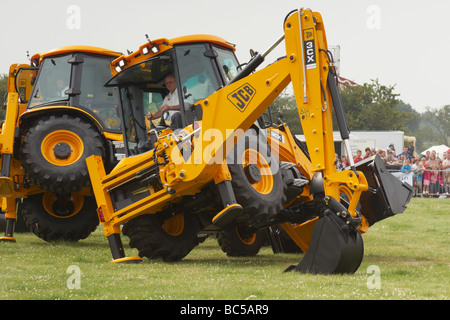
[421,145,449,160]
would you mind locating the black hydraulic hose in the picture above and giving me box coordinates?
[327,67,350,141]
[228,54,265,86]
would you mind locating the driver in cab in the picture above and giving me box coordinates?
[146,73,193,129]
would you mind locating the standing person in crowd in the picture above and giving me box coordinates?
[335,153,343,171]
[424,153,439,195]
[387,143,396,155]
[429,164,439,194]
[397,146,411,161]
[353,150,363,163]
[340,155,348,168]
[407,141,415,158]
[364,147,372,159]
[437,158,443,194]
[443,151,450,195]
[414,159,425,195]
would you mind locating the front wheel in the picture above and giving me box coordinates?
[21,192,99,242]
[217,225,265,257]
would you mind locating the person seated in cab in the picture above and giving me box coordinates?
[146,73,193,129]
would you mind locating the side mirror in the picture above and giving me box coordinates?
[183,86,192,99]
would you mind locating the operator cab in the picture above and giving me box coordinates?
[26,47,122,133]
[106,40,242,156]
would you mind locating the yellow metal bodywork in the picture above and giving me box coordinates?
[0,47,122,227]
[87,9,368,254]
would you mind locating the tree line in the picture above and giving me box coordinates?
[269,79,449,153]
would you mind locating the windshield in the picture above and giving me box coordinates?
[175,44,220,102]
[28,53,121,132]
[214,46,240,84]
[110,55,174,154]
[28,55,71,107]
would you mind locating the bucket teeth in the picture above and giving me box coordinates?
[292,178,309,188]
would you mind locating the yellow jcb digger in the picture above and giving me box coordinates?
[86,8,412,273]
[0,46,124,243]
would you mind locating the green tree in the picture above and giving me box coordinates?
[339,79,414,132]
[0,74,7,120]
[268,90,302,134]
[421,105,450,146]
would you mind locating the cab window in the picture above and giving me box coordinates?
[79,55,121,130]
[28,55,72,107]
[214,46,240,84]
[175,44,221,103]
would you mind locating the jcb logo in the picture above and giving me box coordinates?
[227,83,256,112]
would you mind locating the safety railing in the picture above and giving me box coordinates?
[386,166,450,198]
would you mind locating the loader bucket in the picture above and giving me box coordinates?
[287,205,364,274]
[356,155,413,226]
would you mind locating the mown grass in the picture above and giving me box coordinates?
[0,198,448,300]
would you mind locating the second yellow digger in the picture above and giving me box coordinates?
[86,8,412,273]
[0,46,123,242]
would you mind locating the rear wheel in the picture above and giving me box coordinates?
[21,114,105,194]
[21,192,99,242]
[217,225,265,257]
[122,212,200,262]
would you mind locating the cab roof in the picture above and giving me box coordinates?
[110,34,235,75]
[31,45,122,62]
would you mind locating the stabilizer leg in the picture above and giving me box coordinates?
[0,218,16,243]
[212,180,243,228]
[107,233,141,264]
[0,196,17,242]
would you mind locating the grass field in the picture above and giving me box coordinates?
[0,197,448,300]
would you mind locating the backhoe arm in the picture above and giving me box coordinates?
[173,9,366,211]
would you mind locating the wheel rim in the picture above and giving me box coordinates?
[42,192,84,219]
[242,149,274,194]
[41,130,84,166]
[236,228,257,245]
[162,214,184,236]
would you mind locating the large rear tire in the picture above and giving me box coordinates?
[122,212,200,262]
[21,192,99,242]
[21,114,105,194]
[226,130,286,223]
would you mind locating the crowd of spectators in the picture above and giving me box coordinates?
[335,142,450,197]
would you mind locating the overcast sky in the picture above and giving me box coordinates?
[1,0,449,113]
